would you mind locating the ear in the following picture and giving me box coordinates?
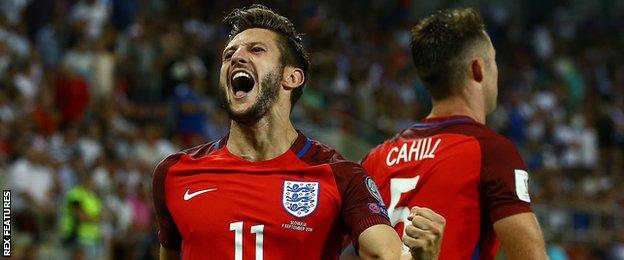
[471,58,484,83]
[282,66,305,90]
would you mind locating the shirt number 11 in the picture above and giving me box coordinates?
[229,221,264,260]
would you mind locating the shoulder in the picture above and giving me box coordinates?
[480,133,520,155]
[179,139,224,159]
[296,138,367,176]
[329,160,367,177]
[468,127,522,162]
[297,138,346,166]
[432,121,520,157]
[361,127,418,165]
[448,126,528,181]
[152,139,223,181]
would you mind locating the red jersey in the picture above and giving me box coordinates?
[361,116,533,260]
[153,131,390,259]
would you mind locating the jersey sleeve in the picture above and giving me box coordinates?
[480,136,533,223]
[152,154,183,251]
[331,161,391,250]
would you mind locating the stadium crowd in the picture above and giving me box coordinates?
[1,0,623,259]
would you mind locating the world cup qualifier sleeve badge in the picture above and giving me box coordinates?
[282,181,319,218]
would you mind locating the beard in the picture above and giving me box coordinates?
[219,67,282,124]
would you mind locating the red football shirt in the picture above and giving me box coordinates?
[361,116,533,260]
[153,131,390,259]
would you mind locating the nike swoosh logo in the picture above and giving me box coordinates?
[184,188,217,201]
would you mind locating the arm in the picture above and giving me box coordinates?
[334,161,399,260]
[159,246,180,260]
[357,224,403,260]
[340,207,445,260]
[478,136,546,259]
[339,224,402,260]
[493,212,546,260]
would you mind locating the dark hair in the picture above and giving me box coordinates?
[410,8,487,100]
[224,4,310,106]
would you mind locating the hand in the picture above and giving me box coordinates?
[402,206,446,260]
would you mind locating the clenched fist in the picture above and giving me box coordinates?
[402,206,446,260]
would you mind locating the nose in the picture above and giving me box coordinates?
[231,47,249,65]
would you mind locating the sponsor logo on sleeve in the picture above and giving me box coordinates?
[514,169,531,202]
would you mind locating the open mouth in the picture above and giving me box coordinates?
[231,70,255,98]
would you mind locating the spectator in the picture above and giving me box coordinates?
[60,170,103,260]
[134,122,176,167]
[173,74,208,147]
[104,183,133,259]
[70,0,110,40]
[55,66,90,125]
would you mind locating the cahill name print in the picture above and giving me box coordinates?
[386,138,441,166]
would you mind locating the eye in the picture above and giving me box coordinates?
[223,51,233,61]
[251,46,265,53]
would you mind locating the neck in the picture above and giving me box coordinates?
[427,95,486,124]
[226,111,298,161]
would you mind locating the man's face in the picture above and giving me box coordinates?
[483,34,499,114]
[219,28,284,123]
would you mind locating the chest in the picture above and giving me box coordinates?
[165,168,343,247]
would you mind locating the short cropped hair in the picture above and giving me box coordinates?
[410,8,488,100]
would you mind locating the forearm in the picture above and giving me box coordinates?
[494,213,547,260]
[500,235,546,259]
[357,224,402,260]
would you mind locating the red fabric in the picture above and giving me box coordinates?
[362,116,533,260]
[0,137,11,157]
[29,107,58,136]
[152,132,390,259]
[55,75,89,124]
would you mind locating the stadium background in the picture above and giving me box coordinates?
[1,0,623,259]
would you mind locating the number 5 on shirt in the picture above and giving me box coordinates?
[387,176,420,242]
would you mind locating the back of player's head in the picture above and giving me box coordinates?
[410,8,489,100]
[224,4,310,106]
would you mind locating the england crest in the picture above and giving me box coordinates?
[282,181,319,218]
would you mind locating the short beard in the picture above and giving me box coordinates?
[219,67,282,124]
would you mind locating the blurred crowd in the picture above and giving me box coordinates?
[1,0,623,259]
